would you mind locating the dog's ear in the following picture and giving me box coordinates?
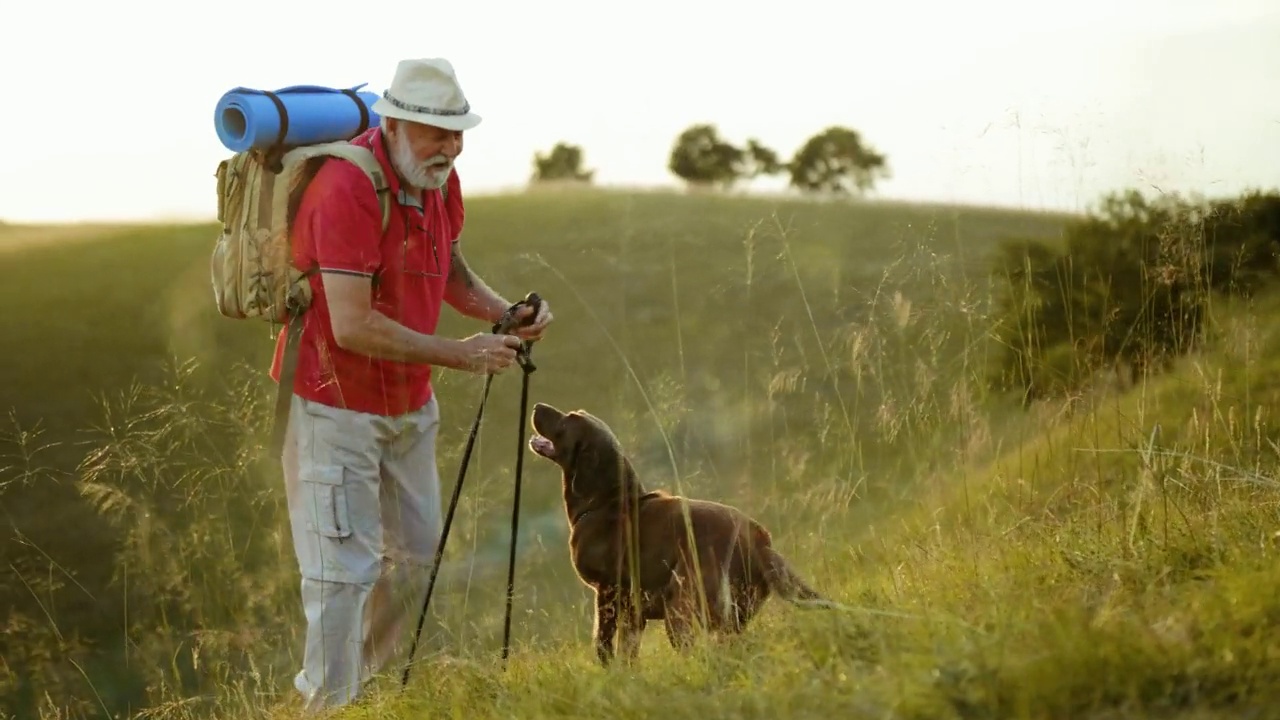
[566,419,635,499]
[555,418,593,498]
[547,415,583,471]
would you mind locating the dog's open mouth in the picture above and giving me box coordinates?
[529,434,555,457]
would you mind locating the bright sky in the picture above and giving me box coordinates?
[1,0,1277,223]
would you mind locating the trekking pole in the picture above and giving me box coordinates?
[401,293,543,689]
[400,371,494,689]
[500,328,538,667]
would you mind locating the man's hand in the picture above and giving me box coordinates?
[457,333,524,375]
[507,298,554,342]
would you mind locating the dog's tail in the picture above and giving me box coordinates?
[756,531,850,611]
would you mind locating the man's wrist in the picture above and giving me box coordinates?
[433,336,470,371]
[489,297,513,326]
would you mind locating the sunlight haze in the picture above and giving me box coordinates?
[1,0,1276,223]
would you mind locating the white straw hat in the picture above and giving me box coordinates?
[372,58,482,131]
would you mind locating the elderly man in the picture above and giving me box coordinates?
[269,57,553,711]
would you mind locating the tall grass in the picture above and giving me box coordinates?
[4,187,1280,719]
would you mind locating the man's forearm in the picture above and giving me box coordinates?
[444,242,510,324]
[334,309,468,369]
[447,281,510,324]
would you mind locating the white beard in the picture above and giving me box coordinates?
[389,130,453,191]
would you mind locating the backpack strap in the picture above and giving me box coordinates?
[265,142,394,462]
[270,142,393,236]
[269,307,308,459]
[317,143,394,234]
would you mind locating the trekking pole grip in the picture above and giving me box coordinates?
[493,292,542,373]
[492,292,543,335]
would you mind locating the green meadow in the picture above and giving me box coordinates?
[5,186,1280,720]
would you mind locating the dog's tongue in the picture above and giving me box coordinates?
[529,435,554,455]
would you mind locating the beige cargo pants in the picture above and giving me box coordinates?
[281,393,444,712]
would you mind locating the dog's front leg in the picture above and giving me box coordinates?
[592,585,619,667]
[615,588,646,662]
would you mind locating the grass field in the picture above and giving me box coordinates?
[5,186,1280,720]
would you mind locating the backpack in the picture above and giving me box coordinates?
[210,141,392,324]
[210,140,452,322]
[210,139,395,459]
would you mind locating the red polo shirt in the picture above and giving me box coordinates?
[269,127,465,416]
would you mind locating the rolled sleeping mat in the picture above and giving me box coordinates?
[214,83,382,153]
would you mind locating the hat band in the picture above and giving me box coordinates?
[381,90,471,117]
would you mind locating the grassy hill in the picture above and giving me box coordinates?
[5,187,1279,719]
[343,289,1280,720]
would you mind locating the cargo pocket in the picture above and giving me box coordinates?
[302,464,353,540]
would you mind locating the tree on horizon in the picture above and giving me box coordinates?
[531,142,595,184]
[788,126,890,196]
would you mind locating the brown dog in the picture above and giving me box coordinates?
[528,402,840,665]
